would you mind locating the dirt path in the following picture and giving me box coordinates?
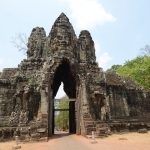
[0,131,150,150]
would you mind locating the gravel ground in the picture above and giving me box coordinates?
[0,131,150,150]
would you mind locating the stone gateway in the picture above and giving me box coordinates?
[0,13,150,140]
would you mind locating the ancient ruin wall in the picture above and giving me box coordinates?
[0,13,150,139]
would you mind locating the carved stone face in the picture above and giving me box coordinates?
[27,40,37,57]
[51,31,71,52]
[27,27,46,58]
[79,32,91,50]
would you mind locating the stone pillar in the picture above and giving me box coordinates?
[81,79,88,106]
[40,80,53,137]
[122,97,129,116]
[76,98,80,135]
[40,89,48,114]
[80,78,89,135]
[48,89,53,137]
[109,87,114,117]
[23,93,28,111]
[40,88,49,138]
[0,95,2,116]
[106,96,111,120]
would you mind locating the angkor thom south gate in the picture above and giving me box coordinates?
[0,13,150,139]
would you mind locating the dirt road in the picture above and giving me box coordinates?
[0,131,150,150]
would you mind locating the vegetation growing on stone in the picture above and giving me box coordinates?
[28,77,41,87]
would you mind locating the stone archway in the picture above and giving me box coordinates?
[1,12,148,141]
[48,60,77,137]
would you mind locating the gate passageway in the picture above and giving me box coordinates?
[49,60,77,137]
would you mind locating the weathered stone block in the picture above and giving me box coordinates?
[138,128,148,133]
[41,114,48,118]
[31,133,40,139]
[37,128,46,133]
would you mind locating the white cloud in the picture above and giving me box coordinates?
[61,0,116,29]
[0,58,4,65]
[94,40,112,70]
[95,40,101,57]
[97,52,112,70]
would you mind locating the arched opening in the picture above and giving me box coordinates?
[49,60,76,136]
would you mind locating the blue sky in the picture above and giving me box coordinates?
[0,0,150,98]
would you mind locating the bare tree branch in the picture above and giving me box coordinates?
[140,45,150,56]
[11,32,28,54]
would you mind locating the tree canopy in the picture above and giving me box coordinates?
[106,64,122,74]
[106,55,150,90]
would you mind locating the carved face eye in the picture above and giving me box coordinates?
[57,35,62,40]
[80,36,85,41]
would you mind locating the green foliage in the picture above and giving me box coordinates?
[28,77,40,87]
[106,64,122,74]
[116,56,150,90]
[55,95,69,130]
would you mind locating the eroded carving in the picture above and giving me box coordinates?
[78,30,96,62]
[27,27,46,58]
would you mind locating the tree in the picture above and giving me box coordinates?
[116,56,150,90]
[106,54,150,90]
[106,64,122,74]
[55,95,69,131]
[11,32,28,54]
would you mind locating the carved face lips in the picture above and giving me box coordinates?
[59,40,69,47]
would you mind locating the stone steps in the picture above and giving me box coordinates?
[86,127,96,135]
[83,118,93,121]
[85,124,96,128]
[94,121,106,124]
[84,113,150,138]
[83,113,110,137]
